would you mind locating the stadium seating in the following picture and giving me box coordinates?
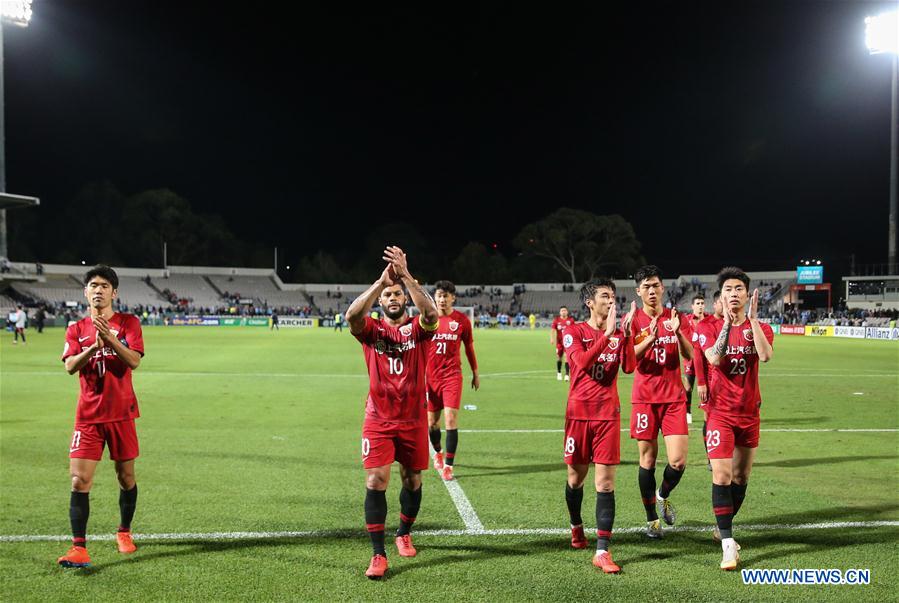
[155,274,222,309]
[10,275,84,304]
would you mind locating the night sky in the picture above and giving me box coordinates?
[3,0,897,277]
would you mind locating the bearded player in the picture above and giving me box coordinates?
[551,306,574,381]
[680,294,707,425]
[630,265,693,538]
[57,266,144,568]
[701,267,773,570]
[347,246,439,579]
[561,279,636,573]
[427,280,480,482]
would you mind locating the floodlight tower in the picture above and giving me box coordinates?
[0,1,33,258]
[865,8,899,273]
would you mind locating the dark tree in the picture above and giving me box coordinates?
[513,208,643,283]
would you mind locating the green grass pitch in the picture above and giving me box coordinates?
[1,326,897,601]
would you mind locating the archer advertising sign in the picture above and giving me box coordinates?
[796,265,824,284]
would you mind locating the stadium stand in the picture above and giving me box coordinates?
[10,275,84,304]
[155,274,222,309]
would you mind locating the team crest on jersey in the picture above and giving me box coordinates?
[663,320,675,332]
[699,334,707,346]
[399,324,413,337]
[608,337,620,350]
[691,331,699,342]
[449,321,459,332]
[563,333,573,348]
[743,329,754,341]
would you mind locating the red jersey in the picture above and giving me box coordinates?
[551,316,574,345]
[563,323,635,420]
[631,307,686,404]
[426,311,477,383]
[354,315,438,423]
[61,314,145,424]
[699,320,774,417]
[693,315,723,386]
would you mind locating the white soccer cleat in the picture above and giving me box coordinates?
[645,519,663,539]
[656,492,677,526]
[564,375,570,382]
[720,538,740,571]
[557,373,563,381]
[686,413,693,424]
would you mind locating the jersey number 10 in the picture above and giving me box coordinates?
[388,357,404,375]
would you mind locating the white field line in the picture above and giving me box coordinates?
[429,443,484,532]
[459,428,899,434]
[3,520,897,543]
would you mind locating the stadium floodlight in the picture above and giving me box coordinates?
[0,0,33,28]
[865,10,899,55]
[865,9,899,274]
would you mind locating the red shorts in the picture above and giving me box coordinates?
[556,345,564,358]
[630,402,689,439]
[426,376,463,412]
[564,419,620,465]
[362,420,429,470]
[705,412,759,459]
[69,420,139,461]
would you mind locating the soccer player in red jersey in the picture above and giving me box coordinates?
[629,265,693,538]
[680,294,706,425]
[551,306,574,381]
[701,267,773,570]
[57,266,145,568]
[346,246,439,580]
[561,279,636,573]
[694,291,725,470]
[426,280,479,481]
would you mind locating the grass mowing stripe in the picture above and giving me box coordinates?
[4,521,897,543]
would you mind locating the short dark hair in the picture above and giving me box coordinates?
[84,265,119,289]
[713,290,721,300]
[433,280,456,295]
[580,278,617,309]
[559,305,569,311]
[634,265,662,285]
[717,266,750,291]
[692,293,705,303]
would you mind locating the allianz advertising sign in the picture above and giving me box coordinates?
[796,265,823,284]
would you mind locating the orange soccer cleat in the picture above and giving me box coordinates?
[117,531,137,554]
[570,525,587,549]
[441,465,454,481]
[365,554,389,579]
[395,534,417,557]
[433,451,445,471]
[57,545,91,568]
[592,550,621,574]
